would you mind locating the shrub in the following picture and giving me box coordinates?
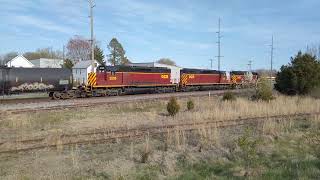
[167,97,180,116]
[253,77,274,101]
[187,99,194,111]
[310,87,320,99]
[236,128,262,169]
[222,91,236,101]
[275,51,320,95]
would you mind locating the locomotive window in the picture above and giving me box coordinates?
[111,71,116,76]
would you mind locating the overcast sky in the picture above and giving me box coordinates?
[0,0,319,70]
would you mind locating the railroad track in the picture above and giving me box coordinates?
[0,112,318,154]
[0,89,252,115]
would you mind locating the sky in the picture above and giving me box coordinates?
[0,0,320,71]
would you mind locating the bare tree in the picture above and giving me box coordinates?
[306,45,320,59]
[66,36,91,63]
[23,48,63,60]
[0,52,18,65]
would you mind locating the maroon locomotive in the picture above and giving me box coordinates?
[86,65,177,96]
[50,65,258,99]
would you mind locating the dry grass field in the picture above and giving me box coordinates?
[1,94,320,141]
[0,93,320,179]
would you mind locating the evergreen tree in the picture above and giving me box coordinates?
[63,59,74,69]
[107,38,131,65]
[93,45,105,65]
[275,51,320,95]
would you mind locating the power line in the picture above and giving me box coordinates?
[216,18,223,71]
[88,0,95,72]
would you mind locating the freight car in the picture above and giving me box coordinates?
[0,66,73,97]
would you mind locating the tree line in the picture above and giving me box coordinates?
[0,35,176,69]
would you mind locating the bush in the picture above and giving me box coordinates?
[253,77,274,101]
[167,97,180,116]
[236,128,262,169]
[310,87,320,99]
[222,91,236,101]
[275,51,320,95]
[187,99,194,111]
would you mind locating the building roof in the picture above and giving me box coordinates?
[73,60,98,69]
[6,55,34,67]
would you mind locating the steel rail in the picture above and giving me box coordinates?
[0,89,252,115]
[0,112,318,154]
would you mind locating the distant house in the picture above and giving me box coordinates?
[6,55,34,68]
[127,62,182,84]
[29,58,63,68]
[72,60,99,85]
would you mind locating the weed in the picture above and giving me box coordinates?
[140,136,151,163]
[222,91,236,101]
[236,128,262,170]
[187,99,195,111]
[167,97,180,116]
[134,165,160,180]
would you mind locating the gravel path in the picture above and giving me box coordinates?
[0,89,251,112]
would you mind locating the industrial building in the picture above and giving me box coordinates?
[29,58,63,68]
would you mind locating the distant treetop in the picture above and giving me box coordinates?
[157,58,176,66]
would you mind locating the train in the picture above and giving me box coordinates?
[0,65,258,99]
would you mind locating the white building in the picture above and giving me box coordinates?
[29,58,63,68]
[72,60,99,85]
[6,55,34,68]
[127,62,182,84]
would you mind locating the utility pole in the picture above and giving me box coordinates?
[88,0,95,72]
[270,35,274,79]
[269,35,275,88]
[247,60,252,72]
[209,59,214,69]
[62,45,65,61]
[216,18,222,71]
